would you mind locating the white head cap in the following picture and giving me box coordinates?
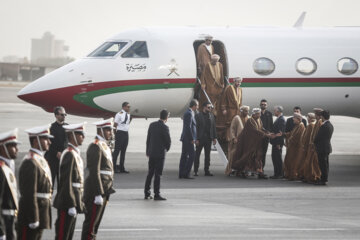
[0,128,20,146]
[233,77,243,83]
[63,122,86,133]
[93,118,114,129]
[25,125,53,138]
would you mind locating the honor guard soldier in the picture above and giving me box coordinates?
[81,118,116,240]
[17,125,53,240]
[0,129,20,240]
[53,123,86,240]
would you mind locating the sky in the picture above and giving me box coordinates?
[1,0,360,60]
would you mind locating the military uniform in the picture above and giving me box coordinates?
[81,119,115,240]
[17,149,53,239]
[0,158,18,240]
[53,142,85,240]
[0,129,19,240]
[17,125,53,240]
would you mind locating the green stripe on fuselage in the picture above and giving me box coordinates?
[73,83,195,111]
[73,81,360,110]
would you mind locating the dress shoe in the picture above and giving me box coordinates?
[258,173,268,179]
[194,172,199,176]
[120,169,130,174]
[183,176,194,179]
[154,195,167,200]
[204,171,214,176]
[144,195,153,200]
[314,181,327,185]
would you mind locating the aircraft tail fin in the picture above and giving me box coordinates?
[294,12,306,28]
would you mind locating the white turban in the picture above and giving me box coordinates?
[293,113,303,120]
[204,35,213,40]
[240,105,250,112]
[252,108,261,115]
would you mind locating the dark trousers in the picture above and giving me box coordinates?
[179,141,195,177]
[317,151,330,182]
[144,157,165,195]
[2,214,16,240]
[112,130,129,170]
[261,138,269,169]
[194,138,212,173]
[45,154,59,190]
[55,210,77,240]
[17,225,43,240]
[81,196,109,240]
[271,145,283,177]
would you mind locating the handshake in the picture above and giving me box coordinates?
[265,131,283,139]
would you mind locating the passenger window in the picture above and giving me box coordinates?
[337,57,358,75]
[121,41,149,58]
[253,57,275,75]
[296,58,317,75]
[88,42,128,57]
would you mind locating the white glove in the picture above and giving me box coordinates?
[94,195,103,205]
[0,234,6,240]
[29,221,39,229]
[68,207,77,217]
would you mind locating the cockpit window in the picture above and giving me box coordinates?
[121,41,149,58]
[88,42,128,57]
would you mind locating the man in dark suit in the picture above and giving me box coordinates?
[81,118,116,240]
[179,99,198,179]
[194,102,217,176]
[260,99,273,170]
[285,106,307,132]
[144,110,171,201]
[45,106,68,190]
[314,110,334,185]
[270,106,286,179]
[18,125,53,240]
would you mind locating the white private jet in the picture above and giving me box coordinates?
[17,19,360,118]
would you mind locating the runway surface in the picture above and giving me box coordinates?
[1,85,360,239]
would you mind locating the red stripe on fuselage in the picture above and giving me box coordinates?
[18,78,195,118]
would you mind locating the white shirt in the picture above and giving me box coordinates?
[114,110,131,132]
[205,44,213,54]
[0,156,15,173]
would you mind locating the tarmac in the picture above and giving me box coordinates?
[1,84,360,239]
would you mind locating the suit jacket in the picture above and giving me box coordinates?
[180,108,197,142]
[53,145,85,213]
[146,120,171,159]
[285,117,307,132]
[270,115,286,146]
[0,160,18,236]
[314,121,334,154]
[195,111,217,141]
[18,150,52,229]
[84,137,115,201]
[260,110,273,132]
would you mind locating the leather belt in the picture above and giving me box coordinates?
[100,170,112,175]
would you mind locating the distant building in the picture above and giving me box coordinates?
[31,31,72,66]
